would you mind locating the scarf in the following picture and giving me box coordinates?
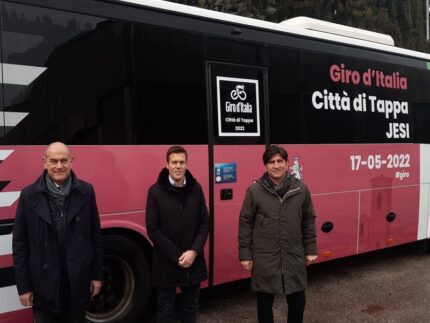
[45,173,72,269]
[260,172,291,199]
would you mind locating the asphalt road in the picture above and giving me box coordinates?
[196,242,430,323]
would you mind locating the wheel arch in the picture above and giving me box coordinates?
[101,227,153,260]
[87,227,154,323]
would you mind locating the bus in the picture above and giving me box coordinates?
[1,0,430,322]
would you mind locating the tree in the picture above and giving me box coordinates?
[167,0,430,53]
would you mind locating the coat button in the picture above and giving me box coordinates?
[44,242,48,248]
[42,264,48,270]
[78,236,82,242]
[75,216,80,222]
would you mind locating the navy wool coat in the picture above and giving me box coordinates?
[146,168,209,287]
[13,171,103,314]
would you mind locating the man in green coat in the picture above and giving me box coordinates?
[238,145,317,323]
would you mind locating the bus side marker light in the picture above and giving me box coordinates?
[387,238,395,245]
[323,250,332,258]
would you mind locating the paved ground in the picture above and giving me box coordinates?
[195,242,430,323]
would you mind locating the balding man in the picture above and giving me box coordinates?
[13,142,103,323]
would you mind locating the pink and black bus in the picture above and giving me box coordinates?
[1,0,430,322]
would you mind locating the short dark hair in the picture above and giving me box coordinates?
[262,145,288,165]
[166,145,188,162]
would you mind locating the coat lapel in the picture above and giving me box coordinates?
[67,190,86,224]
[33,193,53,226]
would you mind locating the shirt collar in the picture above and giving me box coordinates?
[168,175,186,187]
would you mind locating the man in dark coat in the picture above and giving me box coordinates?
[146,145,209,323]
[239,145,317,323]
[13,142,103,323]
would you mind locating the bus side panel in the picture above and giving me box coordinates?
[280,144,419,194]
[358,186,419,252]
[277,143,419,261]
[212,142,420,273]
[312,192,359,261]
[212,145,266,285]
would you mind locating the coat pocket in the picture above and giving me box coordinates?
[255,212,274,236]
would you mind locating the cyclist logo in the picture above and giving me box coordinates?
[230,85,247,101]
[289,157,304,180]
[216,76,260,136]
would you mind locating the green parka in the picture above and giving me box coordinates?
[238,173,317,295]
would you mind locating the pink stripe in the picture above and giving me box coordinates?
[0,308,32,323]
[0,255,13,269]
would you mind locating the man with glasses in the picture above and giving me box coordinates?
[13,142,103,323]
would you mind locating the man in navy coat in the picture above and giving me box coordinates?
[146,145,209,323]
[13,142,103,323]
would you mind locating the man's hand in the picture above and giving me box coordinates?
[306,255,318,266]
[178,250,197,268]
[19,292,33,307]
[240,260,253,271]
[90,280,102,297]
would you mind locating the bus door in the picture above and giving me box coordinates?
[206,62,269,285]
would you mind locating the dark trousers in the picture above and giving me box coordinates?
[257,291,306,323]
[157,283,201,323]
[33,272,86,323]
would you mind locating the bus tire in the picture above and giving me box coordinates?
[86,235,152,323]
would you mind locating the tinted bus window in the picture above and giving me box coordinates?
[269,44,425,144]
[268,46,304,144]
[302,51,366,144]
[0,10,3,138]
[408,68,430,143]
[134,24,207,144]
[1,3,110,144]
[206,37,268,67]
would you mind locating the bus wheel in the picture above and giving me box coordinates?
[86,235,151,323]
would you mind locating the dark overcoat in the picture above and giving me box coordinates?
[13,171,103,314]
[238,173,317,295]
[146,168,209,287]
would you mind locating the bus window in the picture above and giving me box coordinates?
[206,37,268,67]
[267,45,304,144]
[301,51,366,144]
[301,50,414,144]
[0,3,145,145]
[407,68,430,144]
[0,35,3,138]
[134,24,207,144]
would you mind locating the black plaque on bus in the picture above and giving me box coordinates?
[216,77,260,137]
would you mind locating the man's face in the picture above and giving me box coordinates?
[166,153,187,184]
[43,144,73,185]
[265,153,288,183]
